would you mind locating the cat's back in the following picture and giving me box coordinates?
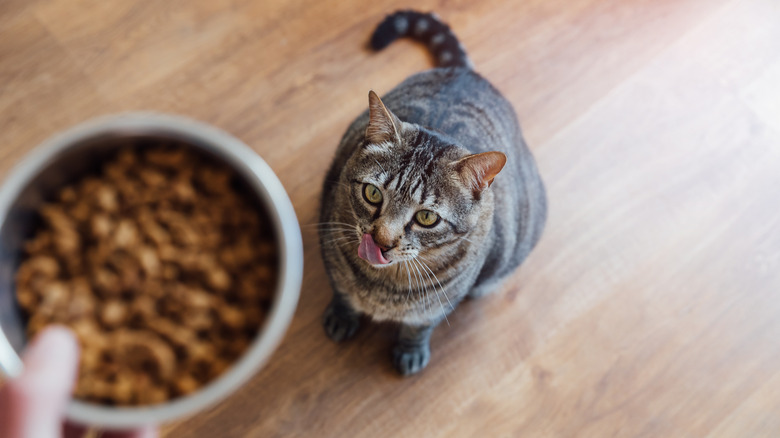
[381,68,519,151]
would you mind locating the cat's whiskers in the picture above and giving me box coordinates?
[317,227,358,235]
[317,228,359,236]
[324,239,360,246]
[413,257,449,326]
[322,237,360,246]
[394,260,406,282]
[409,259,432,319]
[416,263,428,317]
[416,254,442,272]
[416,254,434,263]
[305,221,357,229]
[313,225,357,234]
[418,258,454,313]
[307,223,358,237]
[414,259,450,325]
[320,231,361,246]
[409,259,424,311]
[418,262,430,317]
[458,236,476,244]
[373,159,387,173]
[403,260,413,303]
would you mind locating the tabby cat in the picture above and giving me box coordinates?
[319,10,547,375]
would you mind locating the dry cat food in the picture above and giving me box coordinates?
[15,146,277,405]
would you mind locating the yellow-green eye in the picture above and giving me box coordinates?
[363,183,383,205]
[415,210,439,227]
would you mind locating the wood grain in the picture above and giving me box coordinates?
[2,0,779,436]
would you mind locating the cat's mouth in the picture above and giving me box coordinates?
[357,233,393,267]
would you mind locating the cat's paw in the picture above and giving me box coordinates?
[392,344,431,376]
[322,302,360,343]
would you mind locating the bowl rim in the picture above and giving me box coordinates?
[0,113,303,428]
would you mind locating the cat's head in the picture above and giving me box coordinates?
[343,91,506,268]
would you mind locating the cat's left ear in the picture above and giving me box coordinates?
[453,151,507,194]
[366,90,402,144]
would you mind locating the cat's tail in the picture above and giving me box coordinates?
[370,10,473,69]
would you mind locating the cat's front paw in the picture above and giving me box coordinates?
[392,344,431,376]
[322,301,360,343]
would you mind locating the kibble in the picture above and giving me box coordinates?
[15,146,276,406]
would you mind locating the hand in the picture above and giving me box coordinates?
[0,326,158,438]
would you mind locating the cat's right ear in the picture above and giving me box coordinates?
[366,90,402,144]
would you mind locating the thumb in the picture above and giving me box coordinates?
[0,326,80,438]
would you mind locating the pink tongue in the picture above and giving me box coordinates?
[358,233,390,265]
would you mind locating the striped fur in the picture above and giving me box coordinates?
[319,11,547,374]
[370,10,472,68]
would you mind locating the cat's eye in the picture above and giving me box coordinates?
[363,183,383,205]
[415,210,439,227]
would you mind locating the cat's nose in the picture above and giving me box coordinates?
[375,241,392,252]
[371,234,395,252]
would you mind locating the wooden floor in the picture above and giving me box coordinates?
[2,0,780,436]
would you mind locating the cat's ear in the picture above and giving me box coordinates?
[366,90,402,144]
[453,152,507,194]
